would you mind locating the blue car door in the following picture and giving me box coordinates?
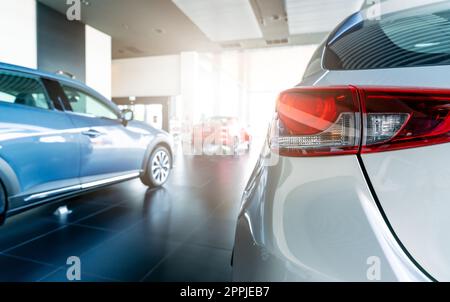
[0,70,80,210]
[58,84,148,184]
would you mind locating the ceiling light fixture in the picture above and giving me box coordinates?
[153,28,166,35]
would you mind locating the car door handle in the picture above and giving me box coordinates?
[81,129,104,138]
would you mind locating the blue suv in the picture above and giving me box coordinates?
[0,63,173,224]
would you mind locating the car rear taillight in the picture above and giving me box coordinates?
[270,86,450,156]
[271,87,360,156]
[361,88,450,153]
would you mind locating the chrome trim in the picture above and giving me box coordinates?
[81,129,105,138]
[24,185,81,202]
[23,172,140,203]
[81,172,140,189]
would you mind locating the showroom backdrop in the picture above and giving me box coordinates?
[0,0,321,137]
[0,0,111,99]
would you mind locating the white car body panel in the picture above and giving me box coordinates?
[313,67,450,281]
[233,154,429,281]
[362,144,450,281]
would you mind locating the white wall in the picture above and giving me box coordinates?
[85,25,112,99]
[112,55,180,98]
[247,45,317,91]
[0,0,37,68]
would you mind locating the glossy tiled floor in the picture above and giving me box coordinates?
[0,153,256,282]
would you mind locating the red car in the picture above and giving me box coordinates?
[192,116,251,153]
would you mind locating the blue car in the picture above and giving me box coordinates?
[0,63,173,224]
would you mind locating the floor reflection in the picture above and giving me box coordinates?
[0,153,257,281]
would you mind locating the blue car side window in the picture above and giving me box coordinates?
[0,71,52,110]
[61,85,119,120]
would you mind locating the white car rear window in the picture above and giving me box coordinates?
[324,2,450,70]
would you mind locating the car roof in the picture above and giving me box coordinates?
[0,62,113,105]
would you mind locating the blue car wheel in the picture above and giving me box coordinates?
[141,146,172,188]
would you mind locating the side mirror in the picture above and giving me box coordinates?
[121,109,134,126]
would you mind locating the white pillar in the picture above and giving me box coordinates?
[179,52,200,124]
[0,0,37,68]
[85,25,112,99]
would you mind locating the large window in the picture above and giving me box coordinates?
[62,85,118,120]
[0,72,51,110]
[325,3,450,70]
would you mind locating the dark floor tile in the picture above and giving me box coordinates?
[80,230,180,281]
[187,219,236,250]
[130,210,208,242]
[143,243,232,282]
[6,225,112,266]
[75,183,144,206]
[209,201,241,221]
[0,215,62,252]
[76,205,146,232]
[0,254,55,282]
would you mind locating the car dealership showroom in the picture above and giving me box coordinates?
[0,0,450,288]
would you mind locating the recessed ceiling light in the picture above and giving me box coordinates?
[153,28,166,34]
[270,15,281,21]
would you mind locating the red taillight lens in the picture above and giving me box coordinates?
[278,90,338,135]
[271,87,360,156]
[361,88,450,153]
[271,86,450,156]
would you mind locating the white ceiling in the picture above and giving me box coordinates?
[286,0,364,34]
[38,0,365,59]
[172,0,263,42]
[39,0,220,59]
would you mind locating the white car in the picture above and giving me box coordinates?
[232,0,450,282]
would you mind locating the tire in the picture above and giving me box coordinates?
[140,146,172,188]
